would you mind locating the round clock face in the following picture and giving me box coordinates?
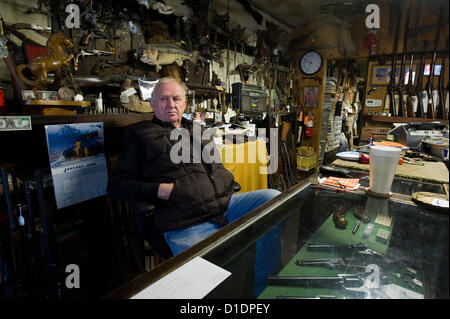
[300,51,323,75]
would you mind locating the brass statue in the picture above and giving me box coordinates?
[16,33,77,99]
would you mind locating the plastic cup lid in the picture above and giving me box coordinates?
[370,145,401,157]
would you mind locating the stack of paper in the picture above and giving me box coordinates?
[319,176,360,190]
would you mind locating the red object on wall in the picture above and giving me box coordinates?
[364,30,379,55]
[0,87,6,115]
[23,43,47,62]
[305,127,313,137]
[0,88,5,105]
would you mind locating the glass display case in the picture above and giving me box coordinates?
[349,171,447,197]
[106,174,449,299]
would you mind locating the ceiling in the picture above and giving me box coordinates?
[243,0,449,29]
[244,0,370,29]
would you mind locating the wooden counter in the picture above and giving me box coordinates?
[331,158,449,184]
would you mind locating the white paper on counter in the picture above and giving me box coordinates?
[380,283,424,299]
[130,256,231,299]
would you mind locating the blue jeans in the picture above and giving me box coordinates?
[163,188,282,296]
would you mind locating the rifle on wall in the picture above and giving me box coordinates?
[405,4,422,118]
[417,41,428,118]
[384,8,402,116]
[437,37,449,119]
[397,7,411,117]
[425,9,443,119]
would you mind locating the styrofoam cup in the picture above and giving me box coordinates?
[369,146,401,195]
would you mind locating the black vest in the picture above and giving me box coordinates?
[129,118,234,232]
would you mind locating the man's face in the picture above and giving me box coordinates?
[151,81,186,127]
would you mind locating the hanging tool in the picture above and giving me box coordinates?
[280,121,295,187]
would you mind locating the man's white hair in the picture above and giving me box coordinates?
[150,77,188,102]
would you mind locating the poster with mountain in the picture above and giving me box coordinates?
[44,122,108,209]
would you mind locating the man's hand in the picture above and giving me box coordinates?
[158,183,174,200]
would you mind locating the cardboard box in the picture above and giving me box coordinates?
[360,126,392,141]
[297,154,317,171]
[296,146,315,157]
[360,133,387,142]
[361,126,392,136]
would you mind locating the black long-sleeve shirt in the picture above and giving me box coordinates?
[107,126,160,202]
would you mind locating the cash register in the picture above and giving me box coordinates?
[386,122,448,150]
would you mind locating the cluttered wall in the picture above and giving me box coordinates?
[0,0,292,114]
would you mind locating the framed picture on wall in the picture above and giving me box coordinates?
[370,63,418,86]
[304,86,319,107]
[424,63,442,76]
[372,66,389,84]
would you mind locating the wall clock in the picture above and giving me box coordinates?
[299,51,323,75]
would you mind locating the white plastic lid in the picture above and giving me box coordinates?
[370,145,402,157]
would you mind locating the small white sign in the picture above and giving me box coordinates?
[381,283,424,299]
[130,256,231,299]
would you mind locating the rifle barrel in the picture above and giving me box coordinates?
[406,4,422,118]
[415,47,426,118]
[426,8,444,119]
[397,7,411,117]
[386,11,402,116]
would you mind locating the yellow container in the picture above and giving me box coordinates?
[297,154,317,171]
